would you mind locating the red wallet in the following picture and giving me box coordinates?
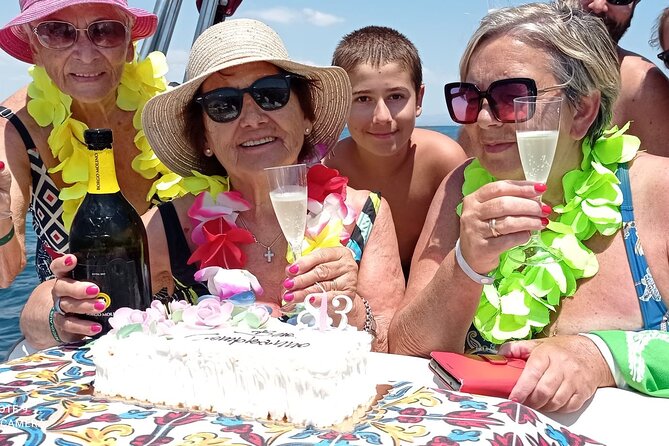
[429,351,526,398]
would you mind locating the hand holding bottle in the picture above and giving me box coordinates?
[49,254,106,341]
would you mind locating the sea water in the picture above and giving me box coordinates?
[0,125,460,359]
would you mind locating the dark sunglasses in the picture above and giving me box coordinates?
[444,77,563,124]
[658,50,669,63]
[606,0,635,5]
[195,74,300,123]
[33,20,129,50]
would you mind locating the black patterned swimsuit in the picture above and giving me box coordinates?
[0,106,68,281]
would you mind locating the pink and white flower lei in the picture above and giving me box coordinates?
[186,165,356,268]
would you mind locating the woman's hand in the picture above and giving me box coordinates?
[459,180,549,274]
[281,246,360,321]
[499,335,616,413]
[49,254,107,342]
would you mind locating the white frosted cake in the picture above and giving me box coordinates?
[90,297,375,428]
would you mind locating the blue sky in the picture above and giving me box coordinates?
[0,0,665,125]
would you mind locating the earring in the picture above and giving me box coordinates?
[204,148,213,157]
[304,128,311,135]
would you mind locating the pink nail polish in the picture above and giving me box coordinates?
[91,324,102,334]
[94,301,106,311]
[283,278,294,290]
[288,264,299,274]
[541,217,549,226]
[309,296,315,304]
[86,285,99,296]
[534,183,547,193]
[541,204,552,215]
[0,161,4,169]
[64,255,73,266]
[283,293,294,302]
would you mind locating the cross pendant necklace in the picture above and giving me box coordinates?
[237,214,283,263]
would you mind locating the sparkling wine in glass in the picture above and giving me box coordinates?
[265,164,308,259]
[511,95,563,265]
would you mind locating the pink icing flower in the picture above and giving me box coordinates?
[194,267,263,299]
[168,300,190,313]
[153,319,176,336]
[109,307,149,330]
[188,191,251,245]
[145,300,168,323]
[182,299,234,329]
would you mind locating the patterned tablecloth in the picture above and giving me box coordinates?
[0,344,604,446]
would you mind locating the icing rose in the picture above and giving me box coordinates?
[194,266,263,299]
[182,299,234,329]
[145,300,168,322]
[109,307,150,330]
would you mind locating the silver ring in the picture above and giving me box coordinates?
[488,218,501,238]
[54,295,66,316]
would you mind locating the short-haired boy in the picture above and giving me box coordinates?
[328,25,466,277]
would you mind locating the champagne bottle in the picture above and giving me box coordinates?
[69,128,152,335]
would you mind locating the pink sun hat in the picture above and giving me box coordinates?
[0,0,158,63]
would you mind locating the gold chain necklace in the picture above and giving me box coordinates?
[236,214,283,263]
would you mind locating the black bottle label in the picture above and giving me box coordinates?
[74,257,146,333]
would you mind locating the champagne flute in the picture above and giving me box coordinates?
[265,164,308,260]
[509,95,563,265]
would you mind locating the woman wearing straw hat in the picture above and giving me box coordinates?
[21,19,405,352]
[0,0,214,289]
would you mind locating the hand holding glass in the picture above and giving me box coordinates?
[511,95,563,265]
[265,164,308,259]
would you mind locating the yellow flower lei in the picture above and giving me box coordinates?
[27,50,228,229]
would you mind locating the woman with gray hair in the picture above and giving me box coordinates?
[391,2,669,411]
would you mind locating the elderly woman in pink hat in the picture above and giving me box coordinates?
[21,19,404,353]
[0,0,176,290]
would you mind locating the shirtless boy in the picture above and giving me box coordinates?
[328,26,466,277]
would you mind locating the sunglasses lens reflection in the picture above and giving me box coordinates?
[490,82,533,122]
[35,20,127,49]
[199,75,293,123]
[251,77,292,111]
[445,80,534,124]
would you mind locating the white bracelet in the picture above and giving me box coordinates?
[454,238,494,285]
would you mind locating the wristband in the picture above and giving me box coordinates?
[454,238,494,285]
[360,297,377,338]
[49,306,64,344]
[0,225,14,247]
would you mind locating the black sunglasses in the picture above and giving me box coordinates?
[33,20,129,50]
[195,74,301,123]
[607,0,635,5]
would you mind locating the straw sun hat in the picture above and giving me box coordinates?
[0,0,157,64]
[142,18,352,178]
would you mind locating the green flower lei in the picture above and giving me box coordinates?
[457,124,640,344]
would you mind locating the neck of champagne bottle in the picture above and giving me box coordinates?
[86,148,120,194]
